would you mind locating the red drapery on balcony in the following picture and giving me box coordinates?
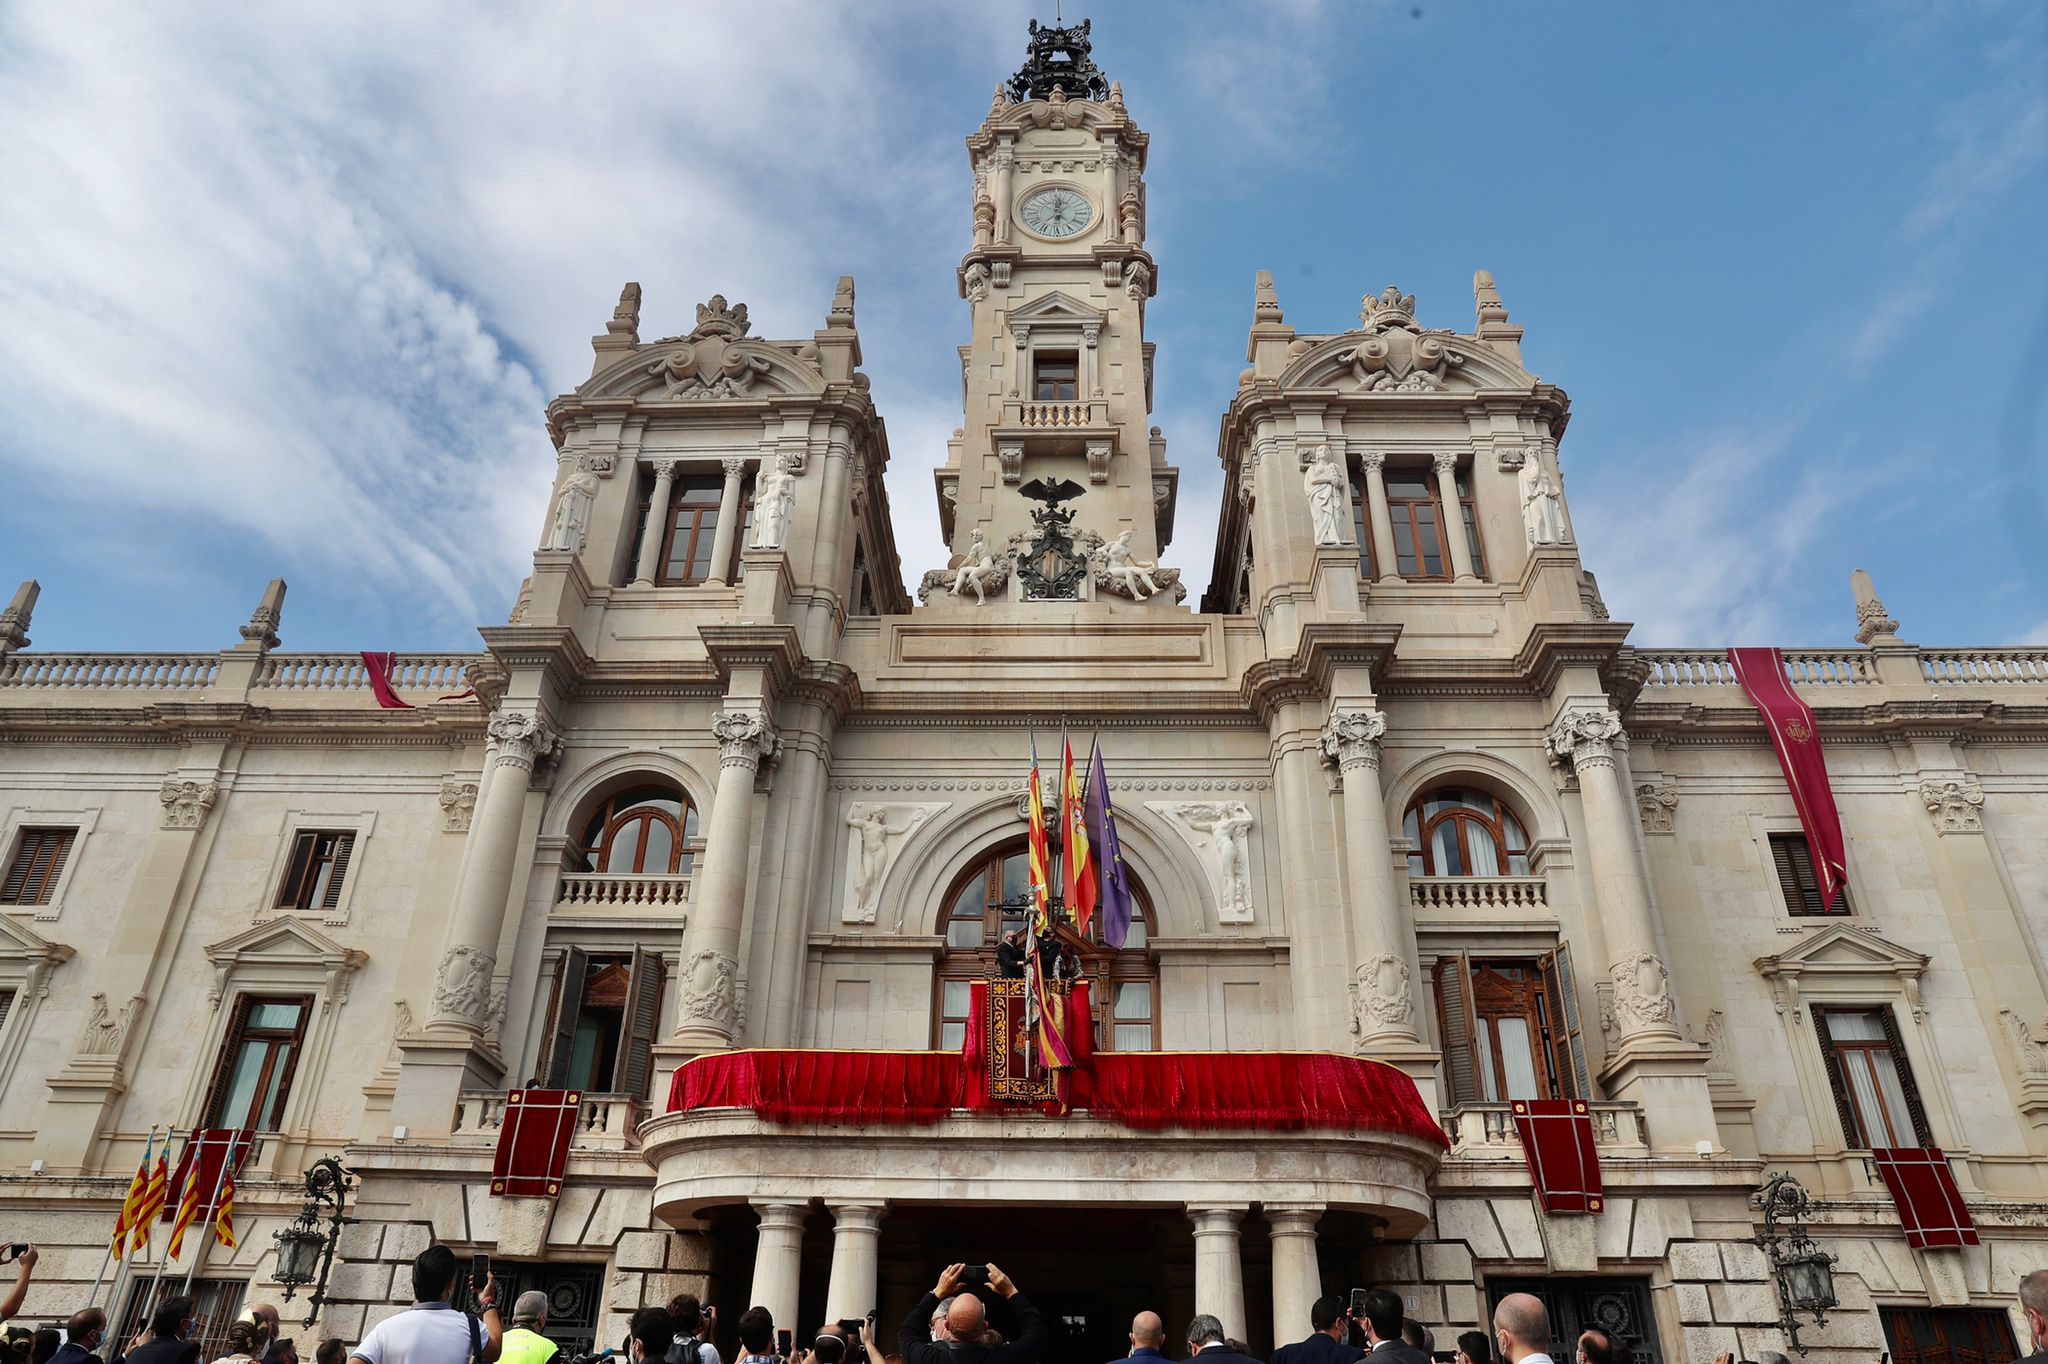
[670,1046,1447,1147]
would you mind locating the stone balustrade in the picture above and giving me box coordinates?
[1017,401,1087,428]
[454,1090,645,1149]
[255,653,477,693]
[1921,648,2048,685]
[1408,876,1549,915]
[0,653,220,689]
[1638,649,1876,689]
[1442,1101,1648,1157]
[557,872,692,909]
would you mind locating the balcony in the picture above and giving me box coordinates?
[556,872,691,910]
[1409,876,1549,915]
[454,1090,645,1150]
[0,652,220,690]
[1442,1101,1649,1159]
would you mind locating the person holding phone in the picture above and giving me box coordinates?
[1273,1297,1363,1364]
[350,1246,502,1364]
[0,1246,34,1326]
[897,1264,1044,1364]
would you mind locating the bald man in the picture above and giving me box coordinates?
[1491,1295,1553,1364]
[898,1264,1046,1364]
[2018,1268,2048,1364]
[1119,1312,1167,1364]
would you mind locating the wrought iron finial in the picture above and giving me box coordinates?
[1007,17,1111,103]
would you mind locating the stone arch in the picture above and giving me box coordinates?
[1382,746,1566,848]
[542,749,715,842]
[879,791,1214,939]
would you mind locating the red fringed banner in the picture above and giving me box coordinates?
[491,1088,581,1198]
[360,652,413,709]
[1729,647,1849,910]
[162,1128,254,1225]
[670,1046,1447,1146]
[1510,1098,1603,1213]
[1871,1147,1978,1248]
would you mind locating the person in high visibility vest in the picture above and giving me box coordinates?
[499,1294,558,1364]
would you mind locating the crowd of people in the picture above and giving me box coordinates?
[2,1242,2044,1364]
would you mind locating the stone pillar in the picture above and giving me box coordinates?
[709,457,749,586]
[633,459,680,586]
[1358,453,1401,583]
[1546,706,1678,1044]
[1433,452,1477,581]
[824,1203,885,1319]
[749,1202,808,1333]
[674,709,777,1050]
[1265,1206,1323,1350]
[1188,1206,1248,1344]
[428,710,556,1033]
[1319,711,1418,1044]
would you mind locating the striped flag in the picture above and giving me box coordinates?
[131,1140,170,1256]
[212,1166,237,1250]
[110,1135,152,1261]
[166,1159,201,1259]
[1025,735,1052,931]
[1061,736,1097,933]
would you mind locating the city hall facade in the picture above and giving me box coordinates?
[2,25,2045,1364]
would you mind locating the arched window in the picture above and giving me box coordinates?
[933,842,1156,1053]
[574,784,703,875]
[1403,787,1531,877]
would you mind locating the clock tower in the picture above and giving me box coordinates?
[928,19,1179,606]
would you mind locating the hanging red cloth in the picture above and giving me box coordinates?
[491,1088,581,1197]
[1509,1098,1604,1213]
[1870,1147,1978,1248]
[360,651,413,709]
[1728,647,1849,909]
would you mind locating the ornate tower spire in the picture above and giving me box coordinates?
[1007,18,1112,102]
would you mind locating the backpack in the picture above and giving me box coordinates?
[669,1337,708,1364]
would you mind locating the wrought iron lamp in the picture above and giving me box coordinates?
[272,1157,355,1326]
[1752,1171,1838,1355]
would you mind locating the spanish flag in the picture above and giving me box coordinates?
[111,1136,151,1261]
[212,1166,237,1250]
[1025,736,1052,930]
[1060,737,1097,933]
[131,1139,169,1257]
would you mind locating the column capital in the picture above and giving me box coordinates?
[1263,1204,1324,1233]
[827,1202,887,1229]
[650,457,681,480]
[1319,709,1387,773]
[1358,450,1386,473]
[1432,449,1461,475]
[1186,1204,1249,1231]
[1546,705,1624,772]
[752,1200,810,1230]
[722,455,752,478]
[486,709,560,773]
[713,709,779,772]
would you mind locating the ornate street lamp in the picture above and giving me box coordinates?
[1752,1172,1838,1355]
[272,1157,355,1327]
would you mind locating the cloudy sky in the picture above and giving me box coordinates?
[2,1,2044,652]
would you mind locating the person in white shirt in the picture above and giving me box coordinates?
[350,1247,502,1364]
[1491,1295,1553,1364]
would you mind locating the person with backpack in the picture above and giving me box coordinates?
[350,1247,501,1364]
[665,1299,720,1364]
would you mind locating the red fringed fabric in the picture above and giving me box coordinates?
[491,1088,580,1198]
[675,1049,968,1125]
[1728,647,1849,910]
[964,982,990,1108]
[1510,1098,1603,1213]
[1871,1147,1978,1248]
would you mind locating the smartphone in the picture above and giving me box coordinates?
[776,1330,793,1359]
[471,1253,490,1289]
[1348,1288,1368,1319]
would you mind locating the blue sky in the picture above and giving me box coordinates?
[2,1,2043,652]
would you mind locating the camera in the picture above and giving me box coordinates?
[0,1246,26,1266]
[957,1265,991,1291]
[836,1321,870,1364]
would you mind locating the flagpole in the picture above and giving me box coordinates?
[181,1136,239,1296]
[88,1124,155,1311]
[138,1127,191,1322]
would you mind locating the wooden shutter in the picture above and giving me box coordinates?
[1812,1007,1869,1147]
[1770,834,1823,915]
[614,948,663,1099]
[3,828,74,905]
[320,833,355,911]
[201,994,257,1126]
[1540,943,1593,1100]
[543,947,590,1089]
[1875,1003,1934,1145]
[1433,952,1480,1105]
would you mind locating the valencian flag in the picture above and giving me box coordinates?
[131,1137,170,1256]
[212,1165,237,1250]
[1082,743,1136,949]
[1060,736,1097,933]
[110,1132,154,1261]
[1728,648,1849,910]
[1024,735,1053,929]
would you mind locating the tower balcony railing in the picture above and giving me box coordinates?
[1408,875,1549,915]
[1442,1101,1648,1157]
[254,652,477,694]
[0,652,221,690]
[454,1090,645,1149]
[557,871,692,909]
[1920,648,2048,685]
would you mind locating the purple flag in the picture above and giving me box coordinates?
[1083,742,1136,948]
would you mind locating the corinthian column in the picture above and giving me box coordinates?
[674,708,778,1050]
[1546,705,1679,1043]
[1320,710,1418,1045]
[633,459,680,585]
[1433,452,1478,581]
[709,457,749,585]
[430,709,558,1033]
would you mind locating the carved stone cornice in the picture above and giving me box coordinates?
[1239,622,1403,724]
[1373,621,1634,700]
[698,623,807,697]
[476,624,595,698]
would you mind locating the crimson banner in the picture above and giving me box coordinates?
[1510,1098,1603,1214]
[1871,1147,1978,1248]
[161,1128,253,1225]
[1729,647,1848,910]
[360,652,412,709]
[491,1088,580,1198]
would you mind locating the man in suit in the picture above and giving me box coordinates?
[2018,1269,2048,1364]
[1115,1312,1168,1364]
[1359,1292,1428,1364]
[897,1264,1045,1364]
[997,929,1028,980]
[1490,1295,1554,1364]
[1183,1315,1262,1364]
[1272,1297,1364,1364]
[119,1298,202,1364]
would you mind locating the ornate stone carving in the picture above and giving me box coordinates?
[1546,707,1625,772]
[1348,954,1414,1036]
[0,580,35,654]
[1118,190,1143,246]
[713,710,777,772]
[1520,461,1570,546]
[431,944,495,1023]
[1635,780,1679,834]
[1152,801,1256,924]
[1007,18,1111,102]
[646,341,770,400]
[239,578,285,649]
[1123,259,1151,301]
[1852,568,1899,644]
[486,710,559,774]
[964,259,991,301]
[997,441,1024,485]
[1920,776,1984,833]
[387,998,415,1065]
[1015,477,1091,601]
[1700,1008,1728,1073]
[78,991,142,1057]
[1493,443,1528,471]
[1319,710,1388,774]
[942,528,1006,605]
[1092,530,1183,602]
[681,948,738,1030]
[1349,287,1464,392]
[439,779,478,833]
[1610,951,1676,1031]
[1303,443,1351,546]
[609,282,642,340]
[1999,1009,2048,1075]
[840,803,944,926]
[158,778,218,831]
[752,455,798,550]
[542,468,601,551]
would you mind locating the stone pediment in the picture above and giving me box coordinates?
[583,337,828,403]
[1005,290,1106,328]
[1754,922,1929,981]
[205,917,368,1006]
[1277,329,1530,395]
[0,915,73,968]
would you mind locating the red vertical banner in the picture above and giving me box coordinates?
[1870,1147,1978,1248]
[491,1089,581,1198]
[1510,1099,1603,1213]
[1729,647,1849,909]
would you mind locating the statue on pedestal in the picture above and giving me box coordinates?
[1303,444,1351,546]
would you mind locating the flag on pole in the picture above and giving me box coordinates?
[166,1163,201,1259]
[1025,734,1053,931]
[111,1135,152,1261]
[1061,737,1097,933]
[212,1166,237,1250]
[1082,743,1136,949]
[132,1138,170,1256]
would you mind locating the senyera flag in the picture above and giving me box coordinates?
[164,1128,253,1258]
[1025,735,1053,931]
[131,1138,170,1256]
[109,1131,154,1261]
[1728,648,1848,909]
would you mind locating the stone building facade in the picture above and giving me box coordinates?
[1,24,2044,1364]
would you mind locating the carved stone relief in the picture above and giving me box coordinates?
[1920,776,1984,834]
[1348,287,1464,392]
[1318,711,1387,775]
[1635,780,1680,834]
[681,948,738,1030]
[77,991,143,1058]
[1149,801,1256,924]
[431,944,495,1024]
[713,710,778,772]
[1610,951,1676,1032]
[1999,1009,2048,1076]
[158,779,219,831]
[837,802,945,927]
[1348,953,1414,1037]
[439,780,478,833]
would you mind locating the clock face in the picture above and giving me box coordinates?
[1019,187,1093,239]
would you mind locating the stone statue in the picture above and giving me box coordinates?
[951,528,999,605]
[1101,530,1161,600]
[843,804,937,924]
[543,469,601,552]
[1303,443,1351,546]
[1520,460,1569,546]
[752,456,797,549]
[1176,802,1254,920]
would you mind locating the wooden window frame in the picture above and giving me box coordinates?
[1880,1307,2021,1364]
[653,478,730,586]
[1434,945,1588,1105]
[1404,787,1531,877]
[574,787,701,877]
[1814,1004,1931,1148]
[1385,470,1449,580]
[1032,352,1079,402]
[201,993,312,1131]
[1454,466,1486,578]
[542,946,664,1097]
[1,827,76,907]
[274,831,355,912]
[1769,832,1851,916]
